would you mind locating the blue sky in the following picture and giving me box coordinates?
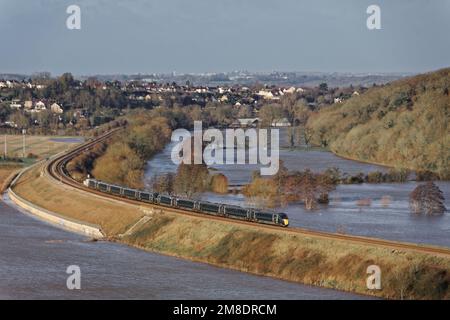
[0,0,449,75]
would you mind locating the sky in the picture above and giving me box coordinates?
[0,0,449,75]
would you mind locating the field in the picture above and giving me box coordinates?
[0,135,83,159]
[0,135,83,191]
[12,163,450,300]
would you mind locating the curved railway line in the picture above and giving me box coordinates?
[41,128,450,258]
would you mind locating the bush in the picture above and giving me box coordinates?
[410,182,446,216]
[385,168,410,182]
[367,171,384,183]
[415,170,440,181]
[211,174,229,194]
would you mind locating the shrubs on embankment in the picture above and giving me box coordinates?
[122,213,450,300]
[85,113,172,189]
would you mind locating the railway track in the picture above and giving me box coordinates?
[43,128,450,258]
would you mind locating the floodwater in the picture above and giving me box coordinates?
[49,137,85,144]
[145,129,450,248]
[0,196,366,300]
[145,129,387,186]
[202,181,450,247]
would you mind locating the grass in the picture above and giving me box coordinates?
[0,164,22,192]
[0,135,82,160]
[122,214,450,299]
[13,164,143,235]
[11,164,450,299]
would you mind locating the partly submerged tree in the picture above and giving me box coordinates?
[409,182,446,216]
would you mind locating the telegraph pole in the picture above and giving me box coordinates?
[22,129,26,158]
[3,134,6,159]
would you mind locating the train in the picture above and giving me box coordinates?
[83,178,289,227]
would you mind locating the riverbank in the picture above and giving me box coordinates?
[9,163,450,299]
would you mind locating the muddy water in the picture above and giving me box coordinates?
[0,198,366,299]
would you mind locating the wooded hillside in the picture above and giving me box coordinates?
[307,68,450,179]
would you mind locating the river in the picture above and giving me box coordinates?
[145,129,450,248]
[0,196,366,299]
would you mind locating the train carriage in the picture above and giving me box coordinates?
[224,205,250,220]
[83,178,289,227]
[158,195,174,206]
[176,198,196,211]
[254,211,274,223]
[98,182,108,192]
[123,188,138,199]
[84,179,98,189]
[138,192,153,203]
[198,202,222,215]
[109,185,122,195]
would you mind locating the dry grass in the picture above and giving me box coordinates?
[13,164,143,235]
[12,164,450,299]
[1,135,81,159]
[122,213,450,299]
[0,164,21,192]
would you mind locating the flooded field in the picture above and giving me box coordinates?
[145,129,450,248]
[0,197,365,300]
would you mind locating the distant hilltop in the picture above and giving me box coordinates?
[0,71,412,88]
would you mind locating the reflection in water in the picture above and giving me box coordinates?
[0,198,366,300]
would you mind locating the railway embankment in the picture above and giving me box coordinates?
[6,164,104,239]
[10,163,450,300]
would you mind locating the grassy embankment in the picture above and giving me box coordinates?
[0,164,22,193]
[12,163,450,300]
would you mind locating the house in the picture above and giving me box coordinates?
[257,90,280,100]
[352,91,360,96]
[219,95,229,103]
[5,121,18,128]
[284,87,297,94]
[0,81,6,88]
[10,99,22,109]
[50,103,64,114]
[271,118,292,127]
[24,101,33,109]
[35,101,46,111]
[257,90,274,99]
[334,97,343,104]
[231,118,260,128]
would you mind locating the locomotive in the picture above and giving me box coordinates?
[83,178,289,227]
